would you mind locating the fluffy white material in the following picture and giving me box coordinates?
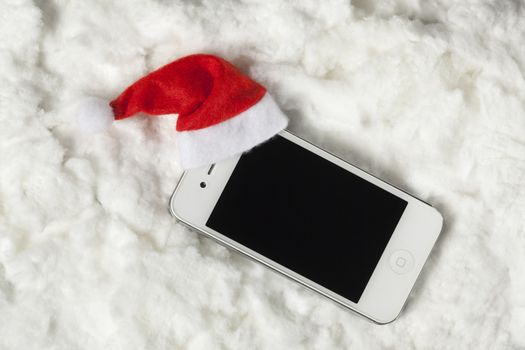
[1,0,525,349]
[76,97,115,133]
[177,93,288,169]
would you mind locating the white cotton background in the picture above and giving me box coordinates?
[1,0,524,348]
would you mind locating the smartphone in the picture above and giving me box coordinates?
[169,130,443,324]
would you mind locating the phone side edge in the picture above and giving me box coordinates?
[169,171,188,221]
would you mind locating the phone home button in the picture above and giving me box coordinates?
[389,250,414,274]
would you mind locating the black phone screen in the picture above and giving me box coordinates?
[206,135,407,303]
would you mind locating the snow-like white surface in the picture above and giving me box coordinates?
[1,0,524,348]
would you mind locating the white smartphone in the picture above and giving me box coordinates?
[170,130,443,324]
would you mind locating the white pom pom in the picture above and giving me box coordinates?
[76,96,115,133]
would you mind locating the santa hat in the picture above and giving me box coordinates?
[77,54,288,169]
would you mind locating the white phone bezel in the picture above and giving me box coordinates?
[170,130,443,324]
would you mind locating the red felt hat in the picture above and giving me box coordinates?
[77,54,288,169]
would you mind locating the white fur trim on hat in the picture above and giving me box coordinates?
[176,93,288,169]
